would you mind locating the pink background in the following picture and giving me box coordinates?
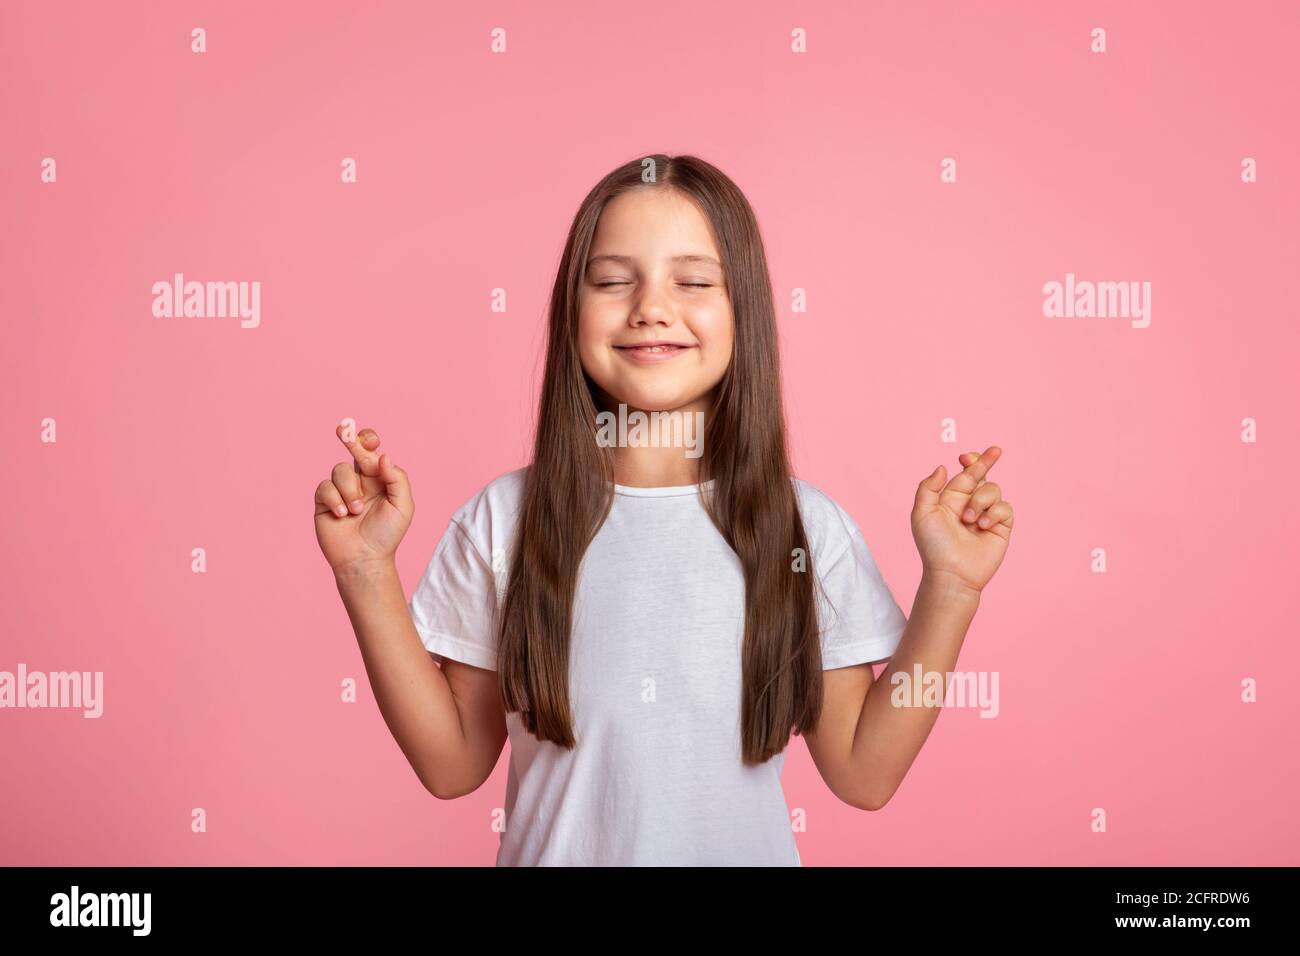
[3,0,1298,865]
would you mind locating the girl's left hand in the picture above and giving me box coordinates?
[911,445,1014,596]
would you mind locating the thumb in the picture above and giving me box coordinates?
[378,453,413,514]
[913,464,946,511]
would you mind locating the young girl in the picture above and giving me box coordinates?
[314,154,1014,866]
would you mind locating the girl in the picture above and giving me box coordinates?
[314,154,1014,866]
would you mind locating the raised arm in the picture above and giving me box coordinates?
[805,447,1013,810]
[315,425,507,799]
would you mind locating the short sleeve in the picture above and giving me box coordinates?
[815,522,909,670]
[407,517,501,671]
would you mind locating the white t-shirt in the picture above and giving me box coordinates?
[407,467,909,866]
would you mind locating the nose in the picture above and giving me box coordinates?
[628,283,672,328]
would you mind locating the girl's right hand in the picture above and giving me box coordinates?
[313,424,415,574]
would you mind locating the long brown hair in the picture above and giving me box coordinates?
[497,153,823,765]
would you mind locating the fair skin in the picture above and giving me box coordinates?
[314,186,1014,811]
[314,434,506,800]
[578,187,731,487]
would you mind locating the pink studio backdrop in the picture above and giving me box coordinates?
[3,0,1298,866]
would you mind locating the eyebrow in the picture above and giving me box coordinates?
[586,254,722,268]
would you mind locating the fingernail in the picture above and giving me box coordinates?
[350,499,364,513]
[964,508,976,521]
[978,516,990,527]
[335,505,347,517]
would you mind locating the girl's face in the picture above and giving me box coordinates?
[578,187,734,413]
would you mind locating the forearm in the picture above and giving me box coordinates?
[333,559,469,796]
[849,570,981,808]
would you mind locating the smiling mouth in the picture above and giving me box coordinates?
[612,342,695,364]
[613,343,694,354]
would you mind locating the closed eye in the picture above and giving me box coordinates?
[592,281,714,288]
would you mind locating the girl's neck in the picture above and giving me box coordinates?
[612,446,701,488]
[604,395,710,489]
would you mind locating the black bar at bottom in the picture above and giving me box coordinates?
[0,865,1288,941]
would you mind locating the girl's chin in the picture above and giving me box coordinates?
[602,396,707,415]
[591,376,718,414]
